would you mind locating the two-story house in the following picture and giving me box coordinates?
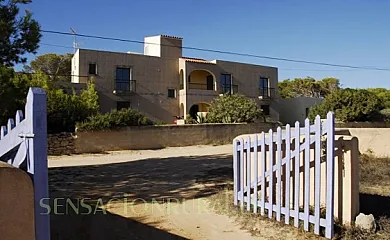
[71,34,279,123]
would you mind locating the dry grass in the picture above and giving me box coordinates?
[205,153,390,239]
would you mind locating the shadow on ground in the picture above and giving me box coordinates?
[49,154,233,202]
[360,193,390,218]
[50,200,188,240]
[49,154,233,239]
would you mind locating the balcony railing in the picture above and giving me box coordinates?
[114,80,136,94]
[219,84,238,95]
[258,87,275,99]
[188,83,214,90]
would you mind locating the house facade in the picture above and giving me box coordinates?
[71,34,280,123]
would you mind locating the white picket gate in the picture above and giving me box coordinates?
[233,112,335,239]
[0,88,50,240]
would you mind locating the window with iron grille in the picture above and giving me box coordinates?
[259,77,269,97]
[115,67,132,92]
[220,74,232,94]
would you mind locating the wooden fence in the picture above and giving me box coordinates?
[233,112,335,239]
[0,88,50,240]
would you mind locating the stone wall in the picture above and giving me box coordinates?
[74,123,277,154]
[48,132,76,156]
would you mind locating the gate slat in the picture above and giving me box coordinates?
[314,116,321,234]
[276,127,282,221]
[294,121,300,228]
[285,124,291,225]
[253,135,258,213]
[268,129,274,219]
[325,112,335,239]
[240,138,245,208]
[246,137,251,211]
[233,139,239,206]
[260,132,266,216]
[304,118,310,231]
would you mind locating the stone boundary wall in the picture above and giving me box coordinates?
[336,122,390,128]
[74,123,276,154]
[48,132,76,156]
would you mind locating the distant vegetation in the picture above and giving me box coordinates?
[279,77,390,122]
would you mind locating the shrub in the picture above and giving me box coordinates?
[308,88,382,122]
[206,94,263,123]
[76,108,153,131]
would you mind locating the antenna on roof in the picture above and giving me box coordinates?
[70,28,78,53]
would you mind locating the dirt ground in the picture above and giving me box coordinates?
[48,145,390,240]
[48,145,258,240]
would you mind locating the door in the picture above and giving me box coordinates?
[206,75,214,90]
[189,104,199,119]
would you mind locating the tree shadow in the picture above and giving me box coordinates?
[49,154,233,203]
[50,199,188,240]
[48,154,233,239]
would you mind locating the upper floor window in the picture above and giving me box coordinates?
[259,77,269,89]
[89,63,97,75]
[115,67,134,92]
[259,77,271,98]
[220,74,232,94]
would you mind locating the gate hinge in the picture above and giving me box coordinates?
[18,133,35,139]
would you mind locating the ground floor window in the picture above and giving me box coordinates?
[261,105,270,116]
[117,101,131,110]
[168,88,176,98]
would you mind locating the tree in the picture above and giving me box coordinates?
[279,77,340,99]
[206,94,263,123]
[308,89,382,122]
[0,66,28,123]
[0,0,41,66]
[366,88,390,109]
[24,53,73,81]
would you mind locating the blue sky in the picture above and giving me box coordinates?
[22,0,390,88]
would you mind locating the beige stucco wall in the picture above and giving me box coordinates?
[181,59,280,121]
[74,48,180,123]
[337,128,390,156]
[73,36,279,123]
[74,123,276,153]
[0,162,35,240]
[279,97,324,125]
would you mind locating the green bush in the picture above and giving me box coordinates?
[0,69,100,133]
[309,88,382,122]
[206,94,263,123]
[76,108,153,131]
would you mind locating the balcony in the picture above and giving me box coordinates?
[258,87,275,99]
[219,84,238,95]
[114,80,136,95]
[188,83,214,90]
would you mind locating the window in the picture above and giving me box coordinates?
[259,77,269,97]
[117,101,131,110]
[168,88,176,98]
[89,63,97,75]
[261,105,270,116]
[220,74,232,94]
[115,67,133,92]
